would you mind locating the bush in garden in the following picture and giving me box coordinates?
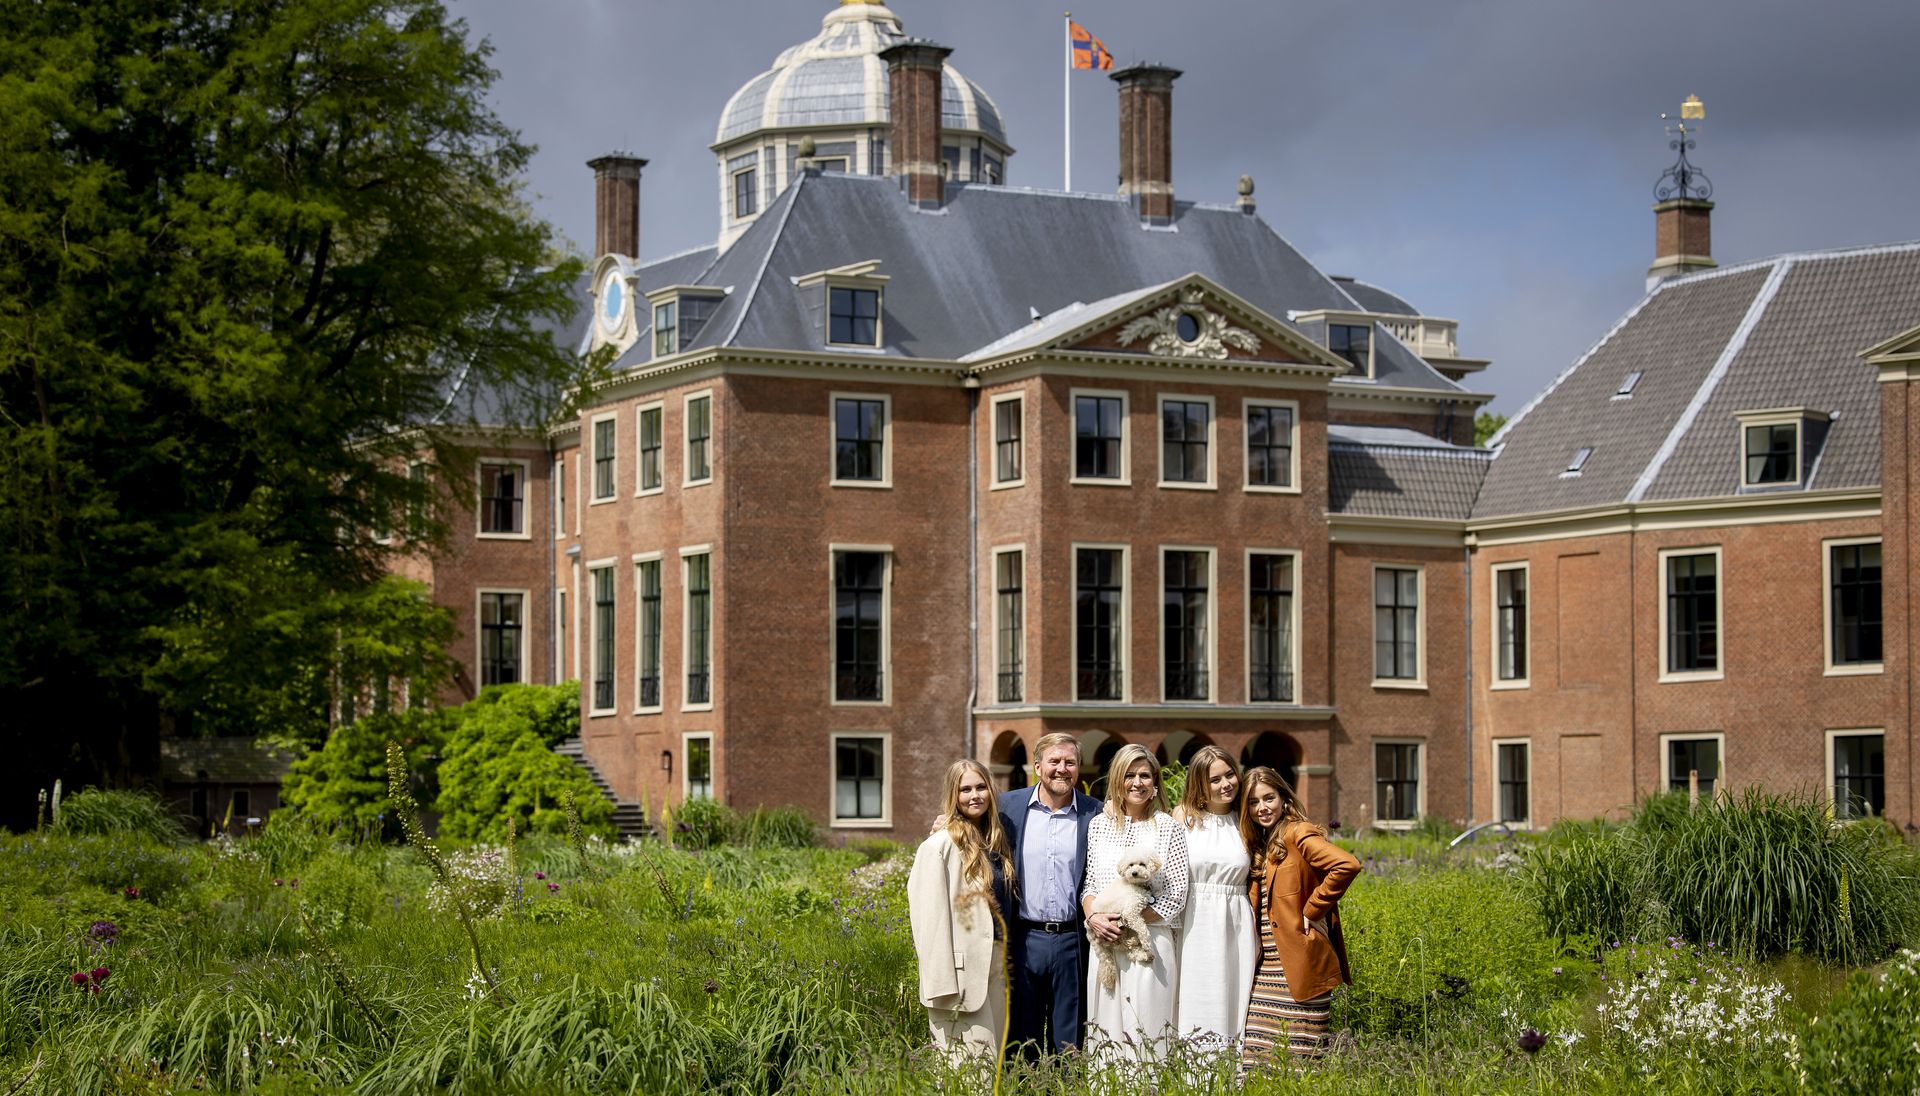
[283,707,452,832]
[298,850,383,934]
[1799,948,1920,1093]
[435,684,612,841]
[672,797,736,850]
[1522,826,1644,948]
[52,788,183,843]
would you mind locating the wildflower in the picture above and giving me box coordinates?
[704,979,719,995]
[69,971,90,986]
[533,871,546,880]
[547,882,560,893]
[91,967,109,984]
[1551,966,1563,976]
[89,920,119,943]
[273,878,284,887]
[123,886,140,900]
[1517,1028,1547,1054]
[288,879,298,889]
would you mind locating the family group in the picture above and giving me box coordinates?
[906,734,1362,1071]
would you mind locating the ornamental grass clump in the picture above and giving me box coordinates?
[50,789,183,843]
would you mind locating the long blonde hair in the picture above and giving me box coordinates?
[1101,743,1168,820]
[937,759,1015,917]
[1177,745,1242,828]
[1239,766,1316,868]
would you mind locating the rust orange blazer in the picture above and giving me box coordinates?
[1245,821,1361,1003]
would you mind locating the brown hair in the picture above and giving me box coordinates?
[1177,745,1242,829]
[1031,732,1080,769]
[1101,743,1168,820]
[1239,766,1316,868]
[937,759,1015,917]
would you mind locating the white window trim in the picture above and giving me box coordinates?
[1156,545,1217,702]
[1242,397,1302,495]
[1822,536,1883,676]
[1657,546,1725,683]
[989,391,1026,490]
[683,731,716,801]
[635,401,666,497]
[553,458,568,539]
[474,458,534,540]
[1370,737,1425,829]
[828,391,894,489]
[588,412,619,504]
[632,551,665,715]
[990,544,1026,701]
[829,543,893,708]
[585,559,619,717]
[569,561,581,686]
[1490,737,1533,829]
[1658,731,1727,796]
[1243,548,1303,705]
[828,730,893,828]
[1156,393,1218,491]
[553,586,567,686]
[1824,728,1884,817]
[731,164,757,220]
[1071,542,1131,703]
[681,546,715,712]
[1490,561,1531,690]
[572,452,582,535]
[824,279,886,350]
[1370,563,1427,689]
[1734,410,1804,489]
[1069,387,1131,487]
[473,587,531,688]
[683,390,715,489]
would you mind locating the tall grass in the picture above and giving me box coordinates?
[50,788,184,843]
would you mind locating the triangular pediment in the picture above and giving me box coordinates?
[1863,322,1920,366]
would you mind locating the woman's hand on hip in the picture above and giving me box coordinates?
[1302,914,1330,938]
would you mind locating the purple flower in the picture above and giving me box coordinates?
[122,886,140,900]
[1517,1028,1547,1055]
[90,967,110,984]
[547,882,560,893]
[1551,967,1563,976]
[89,920,119,942]
[69,971,90,986]
[534,871,546,880]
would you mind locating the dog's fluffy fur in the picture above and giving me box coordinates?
[1086,848,1160,990]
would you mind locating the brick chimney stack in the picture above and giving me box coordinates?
[880,39,952,210]
[1113,63,1182,226]
[1648,197,1716,290]
[587,152,646,259]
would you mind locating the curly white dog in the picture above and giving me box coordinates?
[1086,847,1159,991]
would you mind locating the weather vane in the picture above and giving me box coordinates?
[1655,95,1712,202]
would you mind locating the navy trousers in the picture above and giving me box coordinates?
[1008,925,1083,1057]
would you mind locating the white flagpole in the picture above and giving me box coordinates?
[1063,11,1072,192]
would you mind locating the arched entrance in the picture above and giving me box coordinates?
[1156,730,1216,768]
[989,730,1029,793]
[1241,731,1300,794]
[1080,730,1127,799]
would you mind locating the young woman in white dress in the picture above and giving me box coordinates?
[1171,745,1256,1055]
[1081,743,1191,1064]
[907,759,1015,1066]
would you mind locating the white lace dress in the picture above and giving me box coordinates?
[1082,810,1191,1063]
[1174,810,1256,1053]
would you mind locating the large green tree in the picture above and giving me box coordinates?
[0,0,590,822]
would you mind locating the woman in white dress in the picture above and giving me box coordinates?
[1171,745,1256,1056]
[1081,743,1190,1064]
[907,759,1015,1066]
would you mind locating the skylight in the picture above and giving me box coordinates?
[1614,371,1643,399]
[1564,447,1592,475]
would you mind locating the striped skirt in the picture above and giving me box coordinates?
[1240,896,1332,1065]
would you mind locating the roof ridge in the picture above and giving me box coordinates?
[640,243,719,272]
[1655,239,1920,290]
[720,171,808,348]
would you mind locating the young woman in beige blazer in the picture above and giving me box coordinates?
[908,759,1016,1064]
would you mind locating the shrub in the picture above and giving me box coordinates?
[673,797,735,850]
[741,805,819,849]
[1522,828,1644,947]
[1799,948,1920,1093]
[52,789,184,843]
[299,851,382,934]
[434,684,612,841]
[282,707,451,831]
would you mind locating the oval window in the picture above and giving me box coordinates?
[1176,312,1202,343]
[601,276,625,327]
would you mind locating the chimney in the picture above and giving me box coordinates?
[1236,174,1257,215]
[587,151,646,259]
[1648,197,1715,290]
[1113,63,1182,226]
[880,39,952,210]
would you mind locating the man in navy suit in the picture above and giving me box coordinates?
[999,732,1102,1058]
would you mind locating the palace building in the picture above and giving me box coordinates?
[403,0,1917,841]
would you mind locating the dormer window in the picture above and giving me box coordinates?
[1329,323,1371,373]
[830,287,880,346]
[647,287,725,358]
[1734,408,1826,490]
[1615,371,1643,399]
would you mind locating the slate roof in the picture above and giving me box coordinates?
[1328,425,1490,520]
[159,737,299,785]
[1476,243,1920,519]
[1331,276,1418,316]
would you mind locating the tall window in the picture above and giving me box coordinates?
[479,462,524,535]
[686,735,714,800]
[1246,403,1294,488]
[996,551,1023,703]
[593,418,616,499]
[685,554,711,705]
[480,592,523,686]
[1743,423,1797,486]
[553,588,567,685]
[1160,399,1210,484]
[686,395,712,483]
[1830,542,1882,667]
[1495,566,1528,682]
[1375,742,1420,822]
[833,735,886,822]
[1373,567,1420,681]
[1665,552,1718,674]
[638,406,663,492]
[591,567,615,711]
[1074,395,1124,480]
[994,397,1023,483]
[834,551,886,702]
[637,560,662,708]
[1666,737,1719,796]
[653,300,677,357]
[1330,323,1370,372]
[1831,732,1885,819]
[1249,553,1294,702]
[552,458,566,536]
[829,287,880,346]
[1163,550,1209,700]
[733,168,757,218]
[1076,548,1124,700]
[833,397,886,483]
[1496,742,1529,825]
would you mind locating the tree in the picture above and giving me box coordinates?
[281,703,452,832]
[0,0,593,821]
[1474,412,1510,447]
[435,683,612,841]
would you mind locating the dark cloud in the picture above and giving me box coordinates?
[453,0,1920,411]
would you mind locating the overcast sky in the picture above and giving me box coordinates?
[449,0,1920,413]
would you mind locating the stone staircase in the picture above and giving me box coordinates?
[554,737,650,842]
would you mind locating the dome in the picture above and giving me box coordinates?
[714,1,1007,147]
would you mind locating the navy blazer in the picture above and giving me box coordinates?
[998,786,1102,926]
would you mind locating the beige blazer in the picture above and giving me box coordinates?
[908,831,998,1012]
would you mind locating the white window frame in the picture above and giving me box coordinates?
[1242,397,1302,495]
[731,164,757,220]
[589,412,619,504]
[1657,546,1725,683]
[680,545,714,713]
[1071,542,1131,703]
[990,543,1026,702]
[683,731,716,801]
[1157,545,1217,702]
[552,457,567,539]
[1371,737,1425,829]
[1156,393,1217,491]
[829,543,892,707]
[569,560,581,685]
[1491,561,1531,690]
[474,587,530,688]
[553,586,567,685]
[1824,728,1885,819]
[1243,547,1303,705]
[1659,731,1726,797]
[475,458,533,540]
[1490,737,1532,829]
[824,280,885,349]
[572,452,582,535]
[989,391,1026,490]
[828,391,893,489]
[632,551,664,715]
[635,400,666,497]
[1822,536,1883,677]
[1735,410,1803,489]
[683,390,714,489]
[1370,563,1427,689]
[585,558,619,717]
[828,730,892,828]
[1069,387,1131,487]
